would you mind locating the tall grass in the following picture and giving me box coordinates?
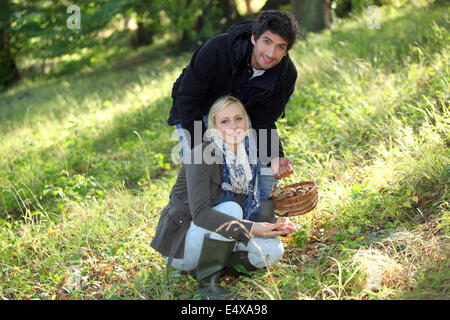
[0,1,448,299]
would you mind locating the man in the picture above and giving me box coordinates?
[168,10,299,199]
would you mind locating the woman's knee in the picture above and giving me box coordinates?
[270,238,284,264]
[263,237,284,265]
[247,237,284,268]
[212,201,243,220]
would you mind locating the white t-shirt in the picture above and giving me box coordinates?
[249,68,265,80]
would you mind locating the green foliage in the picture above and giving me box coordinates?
[41,171,105,209]
[331,0,437,18]
[1,0,233,88]
[10,1,120,59]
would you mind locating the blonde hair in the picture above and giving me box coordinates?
[207,96,251,132]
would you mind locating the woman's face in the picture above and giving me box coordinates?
[213,103,247,147]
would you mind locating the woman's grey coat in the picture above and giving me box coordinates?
[150,140,277,259]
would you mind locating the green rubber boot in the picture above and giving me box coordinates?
[224,251,259,276]
[196,233,236,300]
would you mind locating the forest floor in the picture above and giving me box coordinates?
[0,2,448,300]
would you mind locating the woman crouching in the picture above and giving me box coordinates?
[151,96,297,299]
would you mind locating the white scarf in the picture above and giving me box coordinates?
[210,131,255,194]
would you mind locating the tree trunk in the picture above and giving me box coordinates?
[218,0,240,24]
[133,22,155,47]
[245,0,253,14]
[0,1,20,89]
[194,0,215,34]
[290,0,330,34]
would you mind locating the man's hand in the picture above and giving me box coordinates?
[251,222,289,238]
[270,157,293,179]
[277,217,297,234]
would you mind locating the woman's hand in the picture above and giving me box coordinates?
[251,222,292,238]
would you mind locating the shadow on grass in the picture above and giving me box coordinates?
[0,94,180,219]
[0,42,190,135]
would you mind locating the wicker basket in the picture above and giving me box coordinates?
[268,168,318,217]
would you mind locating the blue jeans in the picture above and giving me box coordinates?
[167,201,284,271]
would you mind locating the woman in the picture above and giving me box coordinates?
[151,96,297,299]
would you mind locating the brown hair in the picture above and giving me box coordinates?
[252,10,299,51]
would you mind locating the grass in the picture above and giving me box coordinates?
[0,1,449,300]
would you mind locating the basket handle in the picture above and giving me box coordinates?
[271,166,316,192]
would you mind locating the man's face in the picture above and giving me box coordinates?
[251,30,289,70]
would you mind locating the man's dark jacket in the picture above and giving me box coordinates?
[168,20,297,163]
